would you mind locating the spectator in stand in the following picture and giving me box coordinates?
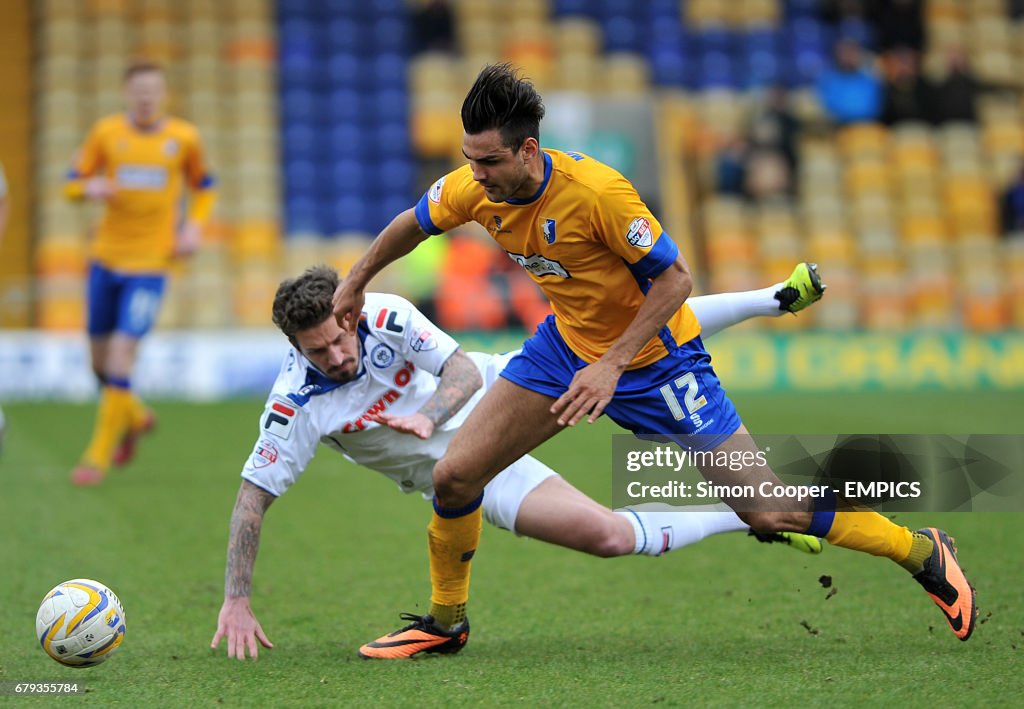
[868,0,925,53]
[817,39,883,125]
[881,48,932,125]
[1000,163,1024,237]
[410,0,456,55]
[748,85,800,176]
[931,48,981,124]
[713,136,748,197]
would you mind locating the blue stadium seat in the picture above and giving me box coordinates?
[285,195,321,234]
[644,0,679,21]
[372,158,414,200]
[553,0,592,17]
[327,123,367,161]
[373,121,410,160]
[371,17,409,55]
[697,27,735,56]
[325,52,362,88]
[329,159,370,196]
[285,160,319,196]
[744,27,781,54]
[785,0,820,20]
[281,88,318,125]
[745,51,783,88]
[379,195,412,226]
[372,88,408,124]
[786,49,829,86]
[325,17,364,56]
[698,52,738,90]
[371,53,407,92]
[600,0,638,18]
[329,196,371,234]
[283,123,319,161]
[278,0,318,22]
[602,15,640,53]
[649,47,690,87]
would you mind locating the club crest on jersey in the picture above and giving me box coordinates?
[252,439,278,468]
[371,342,396,368]
[410,327,437,352]
[428,176,446,204]
[626,217,653,248]
[163,138,179,156]
[262,397,296,439]
[541,218,557,244]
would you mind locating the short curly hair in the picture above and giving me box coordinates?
[272,264,339,343]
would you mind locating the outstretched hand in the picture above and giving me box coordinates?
[211,597,273,661]
[550,359,624,426]
[332,279,365,335]
[369,412,435,440]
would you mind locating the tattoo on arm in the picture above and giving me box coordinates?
[419,350,483,429]
[224,480,275,598]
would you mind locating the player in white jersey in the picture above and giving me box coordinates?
[211,264,825,660]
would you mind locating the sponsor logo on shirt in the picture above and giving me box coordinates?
[341,362,416,432]
[428,176,446,204]
[252,439,279,468]
[371,342,396,368]
[116,164,169,190]
[626,217,653,248]
[506,251,570,279]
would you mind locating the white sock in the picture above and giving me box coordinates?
[687,285,784,339]
[614,504,749,556]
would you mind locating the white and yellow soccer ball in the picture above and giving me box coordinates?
[35,579,126,667]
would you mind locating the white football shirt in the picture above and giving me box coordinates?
[241,293,499,498]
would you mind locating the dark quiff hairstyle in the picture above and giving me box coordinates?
[460,63,545,151]
[272,265,339,344]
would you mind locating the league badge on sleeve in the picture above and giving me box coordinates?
[410,327,438,352]
[262,397,296,439]
[252,439,279,468]
[428,176,446,204]
[626,217,653,248]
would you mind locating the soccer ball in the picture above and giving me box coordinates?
[35,579,126,667]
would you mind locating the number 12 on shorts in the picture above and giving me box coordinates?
[660,372,707,421]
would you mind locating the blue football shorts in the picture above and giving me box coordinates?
[86,261,166,338]
[499,315,742,452]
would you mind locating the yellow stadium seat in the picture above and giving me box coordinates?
[901,214,946,244]
[837,123,889,158]
[982,122,1024,156]
[688,0,728,27]
[844,159,890,196]
[555,17,602,58]
[600,53,651,95]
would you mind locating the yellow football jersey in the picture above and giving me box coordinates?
[415,149,700,368]
[68,114,213,273]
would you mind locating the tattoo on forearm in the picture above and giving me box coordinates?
[420,352,482,428]
[224,483,273,598]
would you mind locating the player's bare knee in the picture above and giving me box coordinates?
[585,527,634,558]
[432,459,480,507]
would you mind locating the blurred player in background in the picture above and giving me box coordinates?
[0,161,8,453]
[334,64,976,657]
[65,61,216,485]
[211,264,823,660]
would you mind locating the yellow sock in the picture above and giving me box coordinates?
[82,386,133,470]
[127,392,150,430]
[824,509,916,564]
[427,503,482,629]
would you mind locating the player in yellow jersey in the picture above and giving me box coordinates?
[334,64,975,657]
[65,61,216,485]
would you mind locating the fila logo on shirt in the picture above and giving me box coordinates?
[375,308,405,333]
[625,217,653,248]
[262,397,296,439]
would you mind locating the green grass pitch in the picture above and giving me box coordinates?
[1,391,1022,707]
